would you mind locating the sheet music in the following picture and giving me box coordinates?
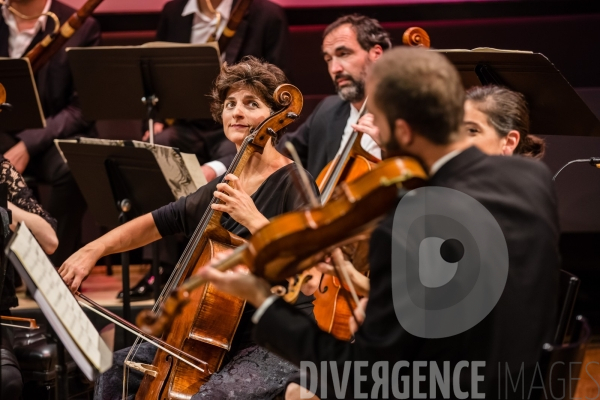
[9,223,112,373]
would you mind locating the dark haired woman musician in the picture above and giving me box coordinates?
[58,56,318,399]
[464,85,545,159]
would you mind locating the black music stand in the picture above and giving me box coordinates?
[440,49,600,137]
[0,58,45,130]
[6,224,113,399]
[56,140,188,345]
[66,42,221,143]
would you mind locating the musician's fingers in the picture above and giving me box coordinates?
[215,183,236,196]
[70,275,83,293]
[212,190,232,202]
[211,203,230,212]
[330,247,346,268]
[315,262,334,275]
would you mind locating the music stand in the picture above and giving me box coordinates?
[55,139,204,345]
[67,42,221,143]
[5,224,112,399]
[440,49,600,137]
[0,58,45,130]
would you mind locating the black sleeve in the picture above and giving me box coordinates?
[155,3,170,41]
[0,160,57,230]
[152,178,220,237]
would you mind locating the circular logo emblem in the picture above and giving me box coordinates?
[391,186,509,339]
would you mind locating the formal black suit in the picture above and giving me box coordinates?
[0,1,100,265]
[277,95,350,178]
[253,147,560,399]
[152,0,290,169]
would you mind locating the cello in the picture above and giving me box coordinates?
[128,83,303,400]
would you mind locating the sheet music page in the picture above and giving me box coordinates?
[9,223,113,372]
[180,152,207,189]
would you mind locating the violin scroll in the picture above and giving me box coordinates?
[402,27,431,48]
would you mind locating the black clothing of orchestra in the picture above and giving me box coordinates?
[0,0,100,266]
[277,95,350,178]
[253,147,560,399]
[153,0,291,168]
[0,157,57,311]
[152,162,317,348]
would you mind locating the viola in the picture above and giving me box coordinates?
[313,26,432,341]
[130,83,303,400]
[137,156,427,337]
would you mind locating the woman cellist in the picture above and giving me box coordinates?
[58,56,318,399]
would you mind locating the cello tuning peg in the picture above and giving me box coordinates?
[267,128,277,137]
[286,112,298,119]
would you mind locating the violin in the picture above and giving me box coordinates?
[137,156,427,337]
[131,83,303,400]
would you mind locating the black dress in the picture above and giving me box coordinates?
[95,163,318,400]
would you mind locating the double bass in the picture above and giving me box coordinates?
[128,84,303,400]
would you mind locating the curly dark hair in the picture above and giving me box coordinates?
[466,85,545,159]
[209,56,289,131]
[323,14,391,52]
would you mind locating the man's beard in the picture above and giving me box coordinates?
[334,73,366,103]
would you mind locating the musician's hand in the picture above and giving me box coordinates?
[4,141,30,173]
[58,244,103,292]
[142,122,165,141]
[352,113,381,147]
[211,174,269,234]
[202,165,217,182]
[198,250,272,308]
[300,266,322,296]
[316,248,370,297]
[348,297,368,335]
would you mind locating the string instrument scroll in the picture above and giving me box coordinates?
[130,83,303,400]
[402,27,431,48]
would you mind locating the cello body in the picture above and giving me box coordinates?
[136,226,246,399]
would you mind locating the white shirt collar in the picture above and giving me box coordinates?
[2,0,52,33]
[182,0,232,21]
[429,149,462,176]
